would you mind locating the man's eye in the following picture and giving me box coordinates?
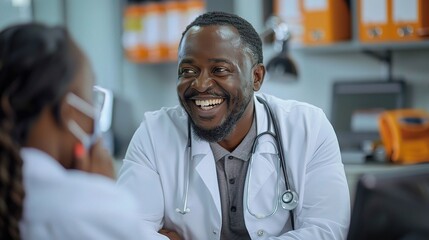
[179,68,197,77]
[213,67,229,75]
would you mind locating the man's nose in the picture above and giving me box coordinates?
[191,71,213,91]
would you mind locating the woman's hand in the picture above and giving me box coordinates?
[74,140,115,179]
[159,229,182,240]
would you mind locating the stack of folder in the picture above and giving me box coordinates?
[274,0,429,46]
[359,0,429,42]
[302,0,351,45]
[274,0,305,45]
[275,0,351,45]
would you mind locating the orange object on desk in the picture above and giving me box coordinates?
[302,0,351,45]
[379,109,429,164]
[358,0,393,42]
[391,0,429,41]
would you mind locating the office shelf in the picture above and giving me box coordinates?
[291,40,429,53]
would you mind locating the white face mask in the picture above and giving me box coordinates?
[65,92,100,151]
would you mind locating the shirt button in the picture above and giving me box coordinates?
[230,206,237,212]
[257,229,264,237]
[228,155,234,160]
[213,230,217,235]
[229,178,236,184]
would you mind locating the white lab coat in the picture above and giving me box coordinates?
[20,147,144,240]
[117,93,351,240]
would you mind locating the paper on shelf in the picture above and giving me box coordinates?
[279,0,301,18]
[393,0,418,22]
[303,0,327,11]
[361,0,388,24]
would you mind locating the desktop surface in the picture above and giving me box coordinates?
[347,164,429,240]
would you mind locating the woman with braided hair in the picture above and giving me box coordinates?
[0,23,144,240]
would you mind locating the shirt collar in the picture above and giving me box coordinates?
[210,115,257,162]
[190,94,274,158]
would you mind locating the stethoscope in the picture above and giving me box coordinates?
[176,96,298,230]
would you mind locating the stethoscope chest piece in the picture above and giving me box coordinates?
[281,190,298,210]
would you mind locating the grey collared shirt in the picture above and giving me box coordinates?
[209,118,256,240]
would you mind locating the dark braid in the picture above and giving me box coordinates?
[180,11,263,64]
[0,123,23,240]
[0,23,79,240]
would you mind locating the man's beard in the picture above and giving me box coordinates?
[190,92,253,143]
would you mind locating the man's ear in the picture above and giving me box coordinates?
[252,63,265,91]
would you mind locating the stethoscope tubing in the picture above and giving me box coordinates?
[254,96,296,229]
[177,96,296,230]
[257,96,292,191]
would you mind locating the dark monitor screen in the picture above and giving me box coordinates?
[331,80,406,150]
[347,164,429,240]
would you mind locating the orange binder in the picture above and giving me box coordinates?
[391,0,429,41]
[274,0,305,45]
[302,0,351,45]
[123,4,146,62]
[358,0,392,42]
[163,1,185,61]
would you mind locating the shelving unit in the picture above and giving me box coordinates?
[269,0,429,54]
[292,40,429,53]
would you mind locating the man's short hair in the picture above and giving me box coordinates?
[181,11,263,64]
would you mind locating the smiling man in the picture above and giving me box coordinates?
[117,11,350,240]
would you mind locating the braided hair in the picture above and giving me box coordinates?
[0,23,80,240]
[181,11,263,64]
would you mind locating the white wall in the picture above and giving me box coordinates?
[262,49,429,118]
[32,0,64,25]
[122,61,179,121]
[0,0,32,29]
[65,0,124,93]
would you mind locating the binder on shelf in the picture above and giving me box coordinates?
[358,0,392,42]
[391,0,429,41]
[302,0,351,45]
[141,2,164,63]
[163,0,205,61]
[274,0,305,45]
[123,0,205,63]
[123,3,146,62]
[163,1,185,61]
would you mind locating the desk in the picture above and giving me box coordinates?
[344,163,405,204]
[115,157,404,205]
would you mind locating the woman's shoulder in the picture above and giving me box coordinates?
[22,171,141,239]
[25,170,138,220]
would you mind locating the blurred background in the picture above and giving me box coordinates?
[2,0,429,198]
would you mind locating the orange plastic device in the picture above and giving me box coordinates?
[379,109,429,164]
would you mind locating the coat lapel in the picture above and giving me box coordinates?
[191,130,222,218]
[247,95,280,202]
[186,95,280,219]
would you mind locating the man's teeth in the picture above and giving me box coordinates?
[195,99,223,109]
